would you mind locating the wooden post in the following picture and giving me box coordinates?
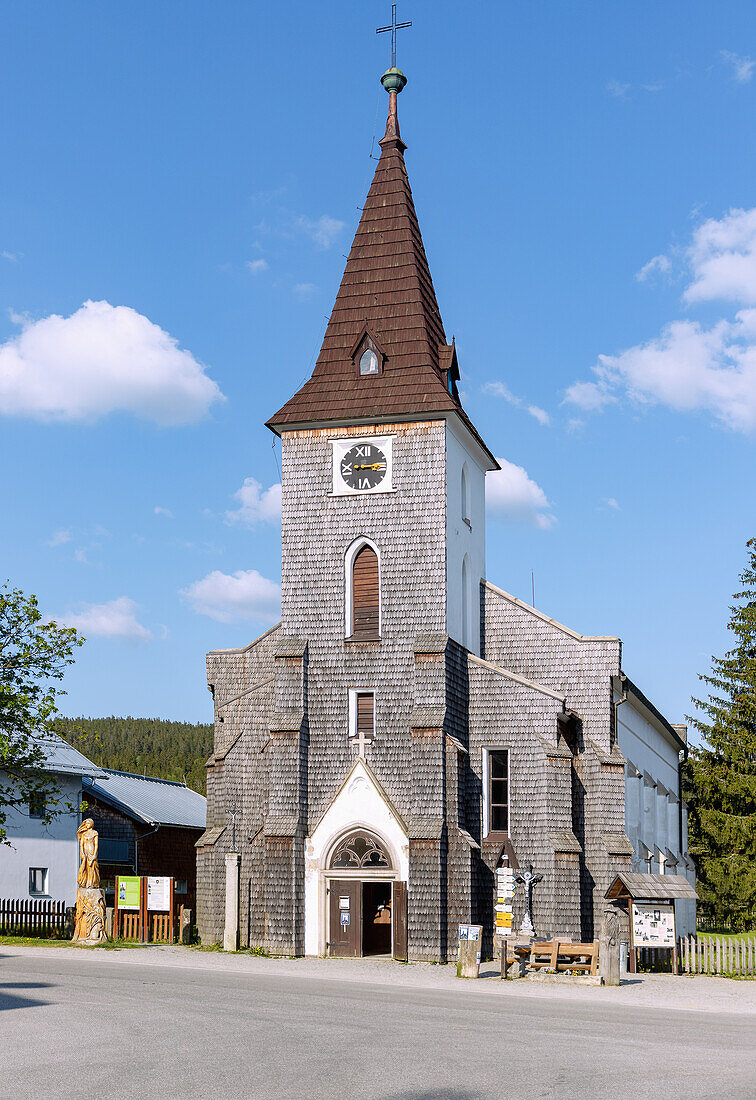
[628,902,637,974]
[114,875,120,940]
[169,878,175,944]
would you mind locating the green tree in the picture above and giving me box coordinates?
[686,539,756,929]
[0,582,84,843]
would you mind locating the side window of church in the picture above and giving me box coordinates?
[488,750,509,833]
[356,692,375,738]
[352,544,379,638]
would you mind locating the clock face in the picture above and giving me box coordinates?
[340,442,387,491]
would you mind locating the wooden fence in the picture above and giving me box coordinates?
[679,935,756,977]
[0,898,68,937]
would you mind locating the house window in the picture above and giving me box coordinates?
[29,867,48,895]
[28,792,45,819]
[175,880,188,895]
[348,689,375,746]
[345,538,380,639]
[484,749,509,835]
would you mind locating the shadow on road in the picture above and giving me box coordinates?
[0,981,54,1012]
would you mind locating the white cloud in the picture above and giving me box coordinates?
[225,477,282,526]
[180,568,281,624]
[685,207,756,305]
[721,50,755,84]
[486,458,555,529]
[566,206,756,433]
[154,506,174,518]
[567,314,756,433]
[295,214,345,249]
[293,283,317,298]
[246,259,269,275]
[74,548,89,565]
[482,381,550,426]
[605,498,620,510]
[607,80,631,99]
[0,300,224,424]
[47,529,72,547]
[2,250,21,262]
[60,596,152,641]
[636,254,671,282]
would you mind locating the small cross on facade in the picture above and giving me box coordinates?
[350,728,372,758]
[376,3,412,69]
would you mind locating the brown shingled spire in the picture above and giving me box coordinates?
[267,71,491,464]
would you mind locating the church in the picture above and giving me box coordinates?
[196,64,694,960]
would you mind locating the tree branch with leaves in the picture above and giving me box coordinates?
[0,582,84,844]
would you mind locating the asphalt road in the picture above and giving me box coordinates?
[1,948,754,1100]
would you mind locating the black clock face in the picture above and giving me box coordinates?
[340,442,387,490]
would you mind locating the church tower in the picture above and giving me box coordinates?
[267,67,497,656]
[198,61,638,961]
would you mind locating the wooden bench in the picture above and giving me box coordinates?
[514,939,599,975]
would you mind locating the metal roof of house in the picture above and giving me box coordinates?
[35,736,107,779]
[605,872,698,901]
[83,769,206,829]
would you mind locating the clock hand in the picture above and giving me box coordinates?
[354,463,386,470]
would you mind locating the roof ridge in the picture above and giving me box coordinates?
[103,768,193,789]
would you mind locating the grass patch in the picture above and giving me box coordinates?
[697,930,755,942]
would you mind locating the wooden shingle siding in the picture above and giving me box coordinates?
[352,545,379,637]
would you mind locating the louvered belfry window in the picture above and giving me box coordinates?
[352,544,379,637]
[356,692,375,738]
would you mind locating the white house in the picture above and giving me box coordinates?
[0,736,106,905]
[615,675,696,935]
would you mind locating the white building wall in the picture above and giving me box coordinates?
[0,773,81,904]
[616,693,695,936]
[445,419,486,656]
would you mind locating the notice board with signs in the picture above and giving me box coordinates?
[117,876,141,910]
[147,876,171,912]
[632,902,675,948]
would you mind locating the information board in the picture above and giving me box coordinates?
[632,902,675,948]
[117,876,141,910]
[146,876,171,912]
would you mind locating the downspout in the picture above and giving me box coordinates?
[134,822,160,876]
[613,674,629,749]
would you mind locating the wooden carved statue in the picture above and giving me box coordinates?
[77,818,100,888]
[71,819,107,944]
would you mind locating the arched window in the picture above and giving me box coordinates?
[345,538,381,639]
[329,830,392,869]
[359,348,379,375]
[461,463,470,524]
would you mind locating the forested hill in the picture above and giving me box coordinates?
[55,716,213,795]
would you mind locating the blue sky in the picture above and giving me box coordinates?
[2,1,755,731]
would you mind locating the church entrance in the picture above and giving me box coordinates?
[325,830,407,960]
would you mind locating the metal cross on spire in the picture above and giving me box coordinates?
[376,3,412,69]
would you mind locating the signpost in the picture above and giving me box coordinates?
[114,876,175,943]
[495,864,515,978]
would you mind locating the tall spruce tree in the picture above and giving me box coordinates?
[686,539,756,929]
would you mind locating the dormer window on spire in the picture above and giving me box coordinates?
[351,328,385,379]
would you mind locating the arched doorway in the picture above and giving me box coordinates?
[325,828,405,958]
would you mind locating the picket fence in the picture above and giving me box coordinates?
[678,935,756,977]
[0,898,68,937]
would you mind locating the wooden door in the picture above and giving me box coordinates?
[329,880,361,957]
[392,881,408,962]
